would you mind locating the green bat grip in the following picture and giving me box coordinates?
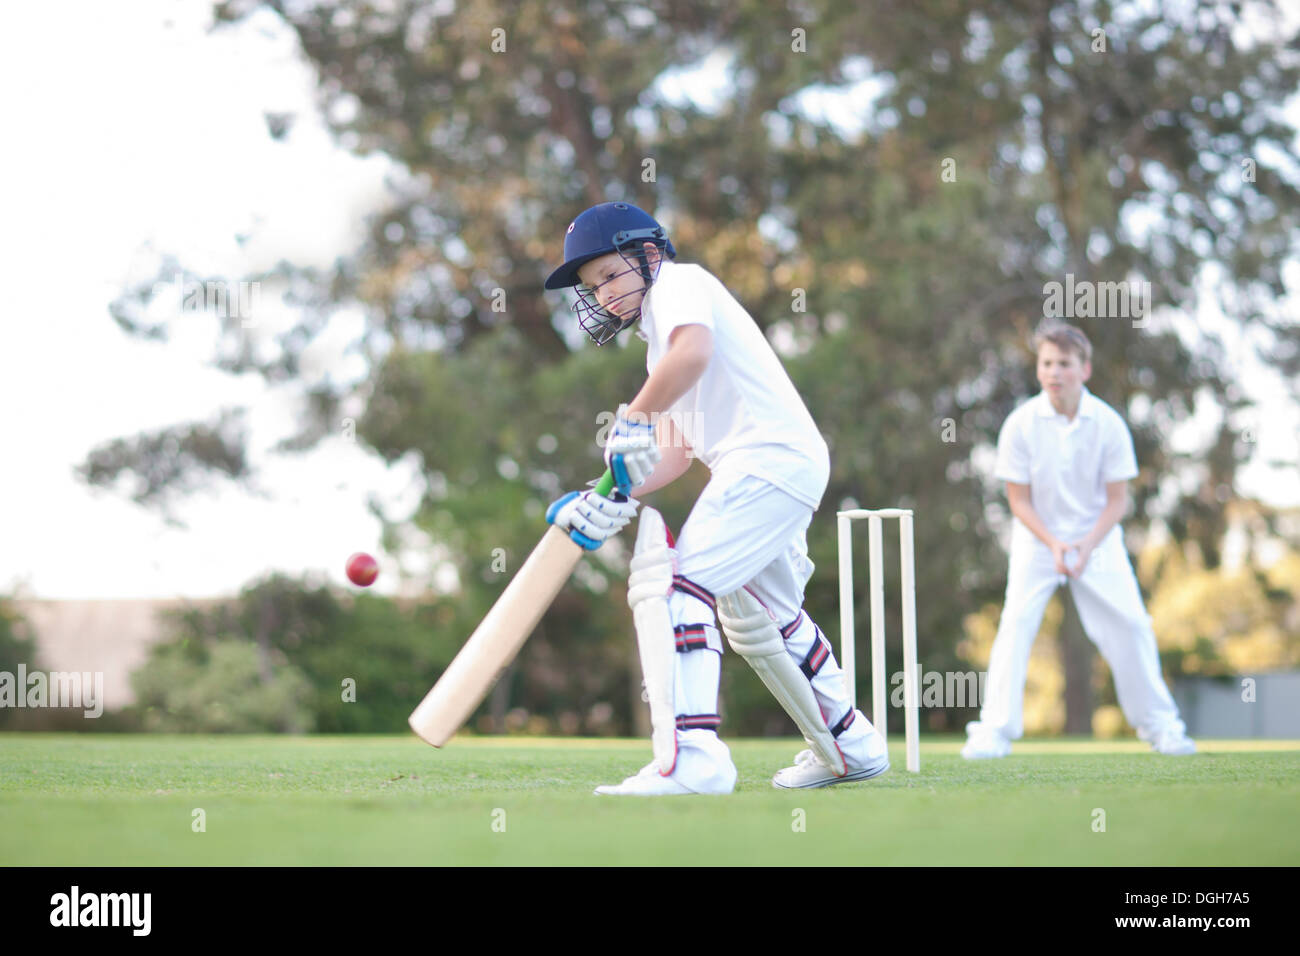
[593,469,616,497]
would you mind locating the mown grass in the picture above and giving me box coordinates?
[2,734,1296,865]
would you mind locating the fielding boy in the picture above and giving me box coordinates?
[962,323,1196,758]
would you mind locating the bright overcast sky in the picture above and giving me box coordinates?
[1,1,423,600]
[1,1,1297,600]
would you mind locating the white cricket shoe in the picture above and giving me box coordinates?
[771,748,890,790]
[593,761,723,796]
[961,728,1012,760]
[1149,728,1197,755]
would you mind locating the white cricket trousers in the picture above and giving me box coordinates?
[658,472,887,790]
[969,529,1186,742]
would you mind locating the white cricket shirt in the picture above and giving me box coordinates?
[637,260,830,509]
[995,386,1139,547]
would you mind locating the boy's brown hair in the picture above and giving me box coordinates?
[1033,322,1092,364]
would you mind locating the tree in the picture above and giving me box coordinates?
[0,598,40,729]
[89,0,1300,735]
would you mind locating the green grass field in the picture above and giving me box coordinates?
[3,734,1297,865]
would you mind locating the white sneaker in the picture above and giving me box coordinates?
[771,748,890,790]
[1149,728,1197,755]
[961,729,1011,759]
[593,761,714,796]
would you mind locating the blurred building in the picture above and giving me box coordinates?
[1171,673,1300,738]
[13,599,221,713]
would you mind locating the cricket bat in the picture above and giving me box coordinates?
[408,470,618,747]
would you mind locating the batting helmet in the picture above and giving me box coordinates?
[544,201,675,290]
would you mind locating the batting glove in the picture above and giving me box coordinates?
[604,415,661,494]
[546,489,640,551]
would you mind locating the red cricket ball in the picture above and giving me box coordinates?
[346,552,379,587]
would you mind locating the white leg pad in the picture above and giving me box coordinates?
[717,587,847,776]
[627,507,678,775]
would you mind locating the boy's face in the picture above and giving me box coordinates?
[1037,341,1091,400]
[575,244,661,321]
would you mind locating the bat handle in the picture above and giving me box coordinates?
[593,469,616,498]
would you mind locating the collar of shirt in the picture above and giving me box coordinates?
[1035,385,1098,422]
[635,258,675,342]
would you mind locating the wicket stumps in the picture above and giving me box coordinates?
[837,508,920,772]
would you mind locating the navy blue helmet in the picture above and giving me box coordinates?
[545,201,676,345]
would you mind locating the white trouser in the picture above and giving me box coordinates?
[970,528,1185,742]
[661,474,887,789]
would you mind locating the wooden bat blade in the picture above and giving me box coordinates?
[408,525,586,747]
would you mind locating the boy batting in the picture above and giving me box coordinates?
[543,201,890,794]
[962,322,1196,758]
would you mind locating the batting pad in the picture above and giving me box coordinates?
[628,507,679,775]
[717,588,847,776]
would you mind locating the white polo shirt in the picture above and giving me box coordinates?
[636,260,830,509]
[995,386,1139,547]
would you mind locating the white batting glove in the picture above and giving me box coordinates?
[546,489,640,551]
[604,415,661,494]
